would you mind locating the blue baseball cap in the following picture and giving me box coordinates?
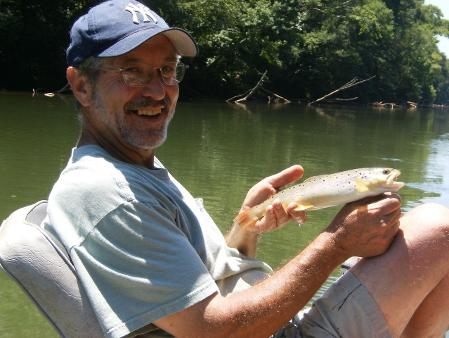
[66,0,198,66]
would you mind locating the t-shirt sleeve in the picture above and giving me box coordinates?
[69,200,219,338]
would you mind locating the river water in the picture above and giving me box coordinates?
[1,92,449,336]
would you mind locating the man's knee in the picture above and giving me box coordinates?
[402,203,449,245]
[409,202,449,225]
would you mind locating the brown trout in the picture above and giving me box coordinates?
[235,168,405,227]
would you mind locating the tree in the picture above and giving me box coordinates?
[1,0,449,104]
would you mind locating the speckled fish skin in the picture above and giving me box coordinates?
[235,167,405,227]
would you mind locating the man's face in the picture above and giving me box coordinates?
[86,35,180,154]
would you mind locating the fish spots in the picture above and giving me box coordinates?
[235,167,403,226]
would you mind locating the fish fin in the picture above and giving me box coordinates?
[234,209,258,228]
[355,178,370,192]
[293,204,315,211]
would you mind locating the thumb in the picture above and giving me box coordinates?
[265,165,304,190]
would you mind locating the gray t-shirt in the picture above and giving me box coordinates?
[44,145,271,338]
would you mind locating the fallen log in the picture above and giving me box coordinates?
[325,97,359,103]
[259,87,291,104]
[406,101,417,109]
[371,102,400,109]
[371,101,384,107]
[232,71,268,104]
[226,71,290,104]
[383,102,398,109]
[225,89,252,103]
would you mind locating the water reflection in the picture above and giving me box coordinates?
[407,132,449,208]
[0,93,449,336]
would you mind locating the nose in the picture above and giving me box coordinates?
[141,70,166,100]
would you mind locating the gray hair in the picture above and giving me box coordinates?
[72,57,104,113]
[77,56,104,84]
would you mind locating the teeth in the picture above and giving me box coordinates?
[136,109,161,116]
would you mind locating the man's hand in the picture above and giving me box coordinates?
[226,165,306,257]
[241,165,307,233]
[325,192,402,258]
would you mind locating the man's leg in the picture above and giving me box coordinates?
[401,274,449,338]
[352,203,449,337]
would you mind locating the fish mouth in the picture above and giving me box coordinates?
[387,169,405,191]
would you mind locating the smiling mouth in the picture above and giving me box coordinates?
[127,107,165,117]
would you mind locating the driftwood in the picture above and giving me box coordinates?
[406,101,417,109]
[334,97,359,101]
[325,97,359,103]
[260,87,291,104]
[226,71,290,104]
[227,71,268,104]
[308,76,375,106]
[226,88,253,103]
[371,101,401,109]
[383,103,399,109]
[371,101,383,107]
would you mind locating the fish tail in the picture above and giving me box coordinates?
[234,209,258,227]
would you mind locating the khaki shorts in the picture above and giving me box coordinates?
[273,271,392,338]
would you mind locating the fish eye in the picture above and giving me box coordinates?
[383,169,391,175]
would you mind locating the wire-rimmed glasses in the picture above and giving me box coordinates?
[101,61,188,86]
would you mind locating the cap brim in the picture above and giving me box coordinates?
[162,29,198,57]
[98,26,198,58]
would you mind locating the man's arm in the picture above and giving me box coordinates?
[225,165,306,257]
[154,194,402,338]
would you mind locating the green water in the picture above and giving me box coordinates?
[1,92,449,336]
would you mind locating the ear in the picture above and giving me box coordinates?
[66,66,94,107]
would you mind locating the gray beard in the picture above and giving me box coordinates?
[117,118,169,150]
[92,92,172,150]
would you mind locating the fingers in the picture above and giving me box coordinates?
[251,200,306,233]
[359,193,402,232]
[265,165,304,190]
[243,183,276,208]
[253,205,279,233]
[378,209,401,228]
[286,202,307,224]
[368,194,401,219]
[256,201,287,232]
[379,214,401,247]
[243,165,304,208]
[351,192,401,214]
[269,200,307,227]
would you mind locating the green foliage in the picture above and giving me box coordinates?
[1,0,449,103]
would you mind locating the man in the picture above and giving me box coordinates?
[44,0,449,337]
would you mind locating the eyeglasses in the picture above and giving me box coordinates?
[101,61,188,87]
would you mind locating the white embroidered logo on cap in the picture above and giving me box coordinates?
[125,3,158,24]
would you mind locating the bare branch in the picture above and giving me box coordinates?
[308,75,375,105]
[233,71,268,104]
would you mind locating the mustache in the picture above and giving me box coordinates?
[124,97,169,111]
